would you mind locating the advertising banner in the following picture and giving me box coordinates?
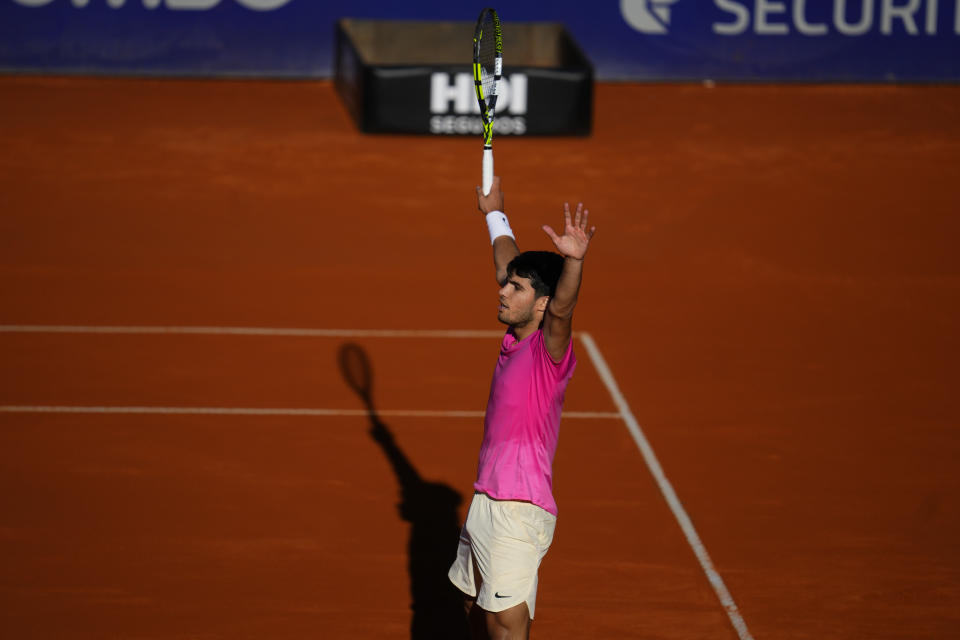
[334,20,593,136]
[2,0,959,81]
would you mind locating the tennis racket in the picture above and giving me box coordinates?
[473,7,502,196]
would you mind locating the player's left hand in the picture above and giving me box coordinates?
[542,202,596,260]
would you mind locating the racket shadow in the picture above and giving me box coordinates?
[337,343,469,640]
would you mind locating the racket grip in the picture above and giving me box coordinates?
[482,148,494,196]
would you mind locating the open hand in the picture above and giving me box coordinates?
[542,202,596,260]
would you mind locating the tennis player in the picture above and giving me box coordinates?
[448,176,597,639]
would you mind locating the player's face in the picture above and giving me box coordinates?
[497,274,546,328]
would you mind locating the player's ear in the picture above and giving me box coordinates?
[536,296,550,312]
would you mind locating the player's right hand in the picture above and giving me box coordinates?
[477,175,505,215]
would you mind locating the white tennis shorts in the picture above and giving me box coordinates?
[447,491,557,619]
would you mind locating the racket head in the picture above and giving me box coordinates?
[338,342,374,407]
[473,7,502,146]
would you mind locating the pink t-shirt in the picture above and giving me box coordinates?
[473,328,577,516]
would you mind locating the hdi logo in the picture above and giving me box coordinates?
[430,72,527,115]
[621,0,681,34]
[429,72,527,135]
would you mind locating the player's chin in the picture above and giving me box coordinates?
[496,310,510,325]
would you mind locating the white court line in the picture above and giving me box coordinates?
[0,324,503,338]
[0,324,614,420]
[1,322,752,637]
[578,331,754,640]
[0,406,619,420]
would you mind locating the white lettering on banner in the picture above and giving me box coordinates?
[508,74,528,114]
[713,0,750,34]
[234,0,291,9]
[756,0,789,34]
[429,115,527,136]
[834,0,874,35]
[711,0,956,36]
[430,72,474,114]
[620,0,681,34]
[166,0,219,8]
[881,0,921,34]
[429,73,528,115]
[795,0,828,35]
[12,0,293,9]
[926,0,939,31]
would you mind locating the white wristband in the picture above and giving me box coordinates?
[485,211,515,245]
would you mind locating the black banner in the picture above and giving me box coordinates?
[335,19,593,137]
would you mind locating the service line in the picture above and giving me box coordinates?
[0,406,618,420]
[0,324,503,338]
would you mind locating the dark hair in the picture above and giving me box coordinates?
[506,251,564,299]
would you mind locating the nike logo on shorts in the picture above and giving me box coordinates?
[494,592,510,598]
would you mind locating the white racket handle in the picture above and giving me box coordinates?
[482,147,494,195]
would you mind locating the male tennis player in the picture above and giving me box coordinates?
[448,176,596,639]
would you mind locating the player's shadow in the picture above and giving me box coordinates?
[337,343,469,640]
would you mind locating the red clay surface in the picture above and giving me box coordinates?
[1,77,959,639]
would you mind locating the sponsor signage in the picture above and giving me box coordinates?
[611,0,960,80]
[1,0,958,81]
[428,72,529,136]
[623,0,958,37]
[334,19,592,136]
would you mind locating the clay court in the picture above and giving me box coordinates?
[1,77,959,638]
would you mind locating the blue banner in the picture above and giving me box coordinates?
[2,0,959,81]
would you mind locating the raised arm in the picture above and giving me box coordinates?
[477,176,519,285]
[541,203,597,362]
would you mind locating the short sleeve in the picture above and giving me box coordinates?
[532,330,576,379]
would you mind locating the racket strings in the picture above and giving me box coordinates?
[477,17,499,102]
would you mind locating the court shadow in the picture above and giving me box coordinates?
[337,343,469,640]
